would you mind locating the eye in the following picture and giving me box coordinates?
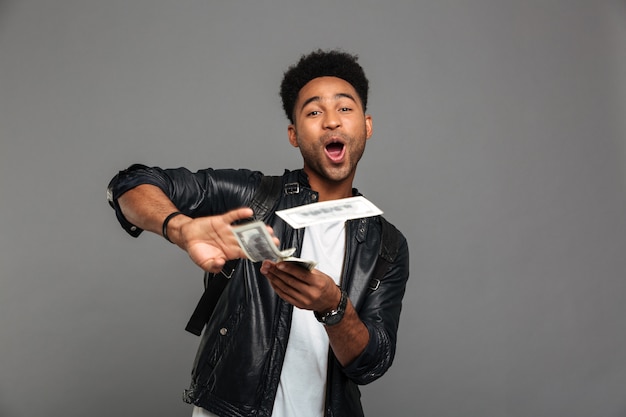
[307,110,321,117]
[339,107,352,112]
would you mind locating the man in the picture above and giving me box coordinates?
[107,49,409,417]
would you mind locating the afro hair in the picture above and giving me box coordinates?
[280,49,369,123]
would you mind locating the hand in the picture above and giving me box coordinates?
[260,260,341,313]
[262,260,369,367]
[117,185,279,273]
[177,208,279,273]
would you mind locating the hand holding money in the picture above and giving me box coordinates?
[180,207,258,273]
[232,197,383,271]
[231,221,317,270]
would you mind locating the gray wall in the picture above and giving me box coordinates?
[1,1,625,416]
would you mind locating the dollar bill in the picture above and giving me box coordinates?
[231,221,317,270]
[276,196,383,229]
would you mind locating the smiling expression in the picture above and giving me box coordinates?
[288,76,373,197]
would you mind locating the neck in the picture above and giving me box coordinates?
[303,169,355,202]
[317,186,354,201]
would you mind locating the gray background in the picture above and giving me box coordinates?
[1,1,625,416]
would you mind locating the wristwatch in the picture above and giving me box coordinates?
[314,287,348,326]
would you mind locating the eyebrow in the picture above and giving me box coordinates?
[299,93,358,112]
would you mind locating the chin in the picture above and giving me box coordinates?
[323,168,353,183]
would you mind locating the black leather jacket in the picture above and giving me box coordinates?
[108,165,410,417]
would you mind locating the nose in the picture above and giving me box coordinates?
[323,112,341,130]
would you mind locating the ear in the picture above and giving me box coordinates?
[287,125,299,147]
[365,115,373,140]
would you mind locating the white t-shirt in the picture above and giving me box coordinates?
[271,221,345,417]
[193,221,346,417]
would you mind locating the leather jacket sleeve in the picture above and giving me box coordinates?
[325,225,409,415]
[341,227,410,385]
[107,163,261,236]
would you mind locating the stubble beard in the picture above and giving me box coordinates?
[298,128,367,185]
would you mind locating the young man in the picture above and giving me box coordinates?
[107,49,409,417]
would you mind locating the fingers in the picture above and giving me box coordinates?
[261,262,340,311]
[261,261,317,308]
[222,207,254,224]
[184,208,280,273]
[262,261,307,283]
[261,261,296,291]
[260,260,275,275]
[263,267,303,307]
[265,225,281,247]
[225,208,280,247]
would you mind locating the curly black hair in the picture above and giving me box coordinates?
[280,49,369,124]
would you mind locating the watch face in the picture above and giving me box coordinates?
[316,289,348,326]
[323,311,344,326]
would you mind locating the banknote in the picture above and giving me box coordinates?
[231,221,317,270]
[276,196,383,229]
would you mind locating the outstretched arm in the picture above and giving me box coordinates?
[118,184,260,273]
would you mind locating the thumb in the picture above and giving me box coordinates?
[197,256,227,273]
[222,207,255,224]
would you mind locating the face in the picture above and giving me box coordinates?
[288,76,373,190]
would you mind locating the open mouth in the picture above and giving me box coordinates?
[325,142,345,162]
